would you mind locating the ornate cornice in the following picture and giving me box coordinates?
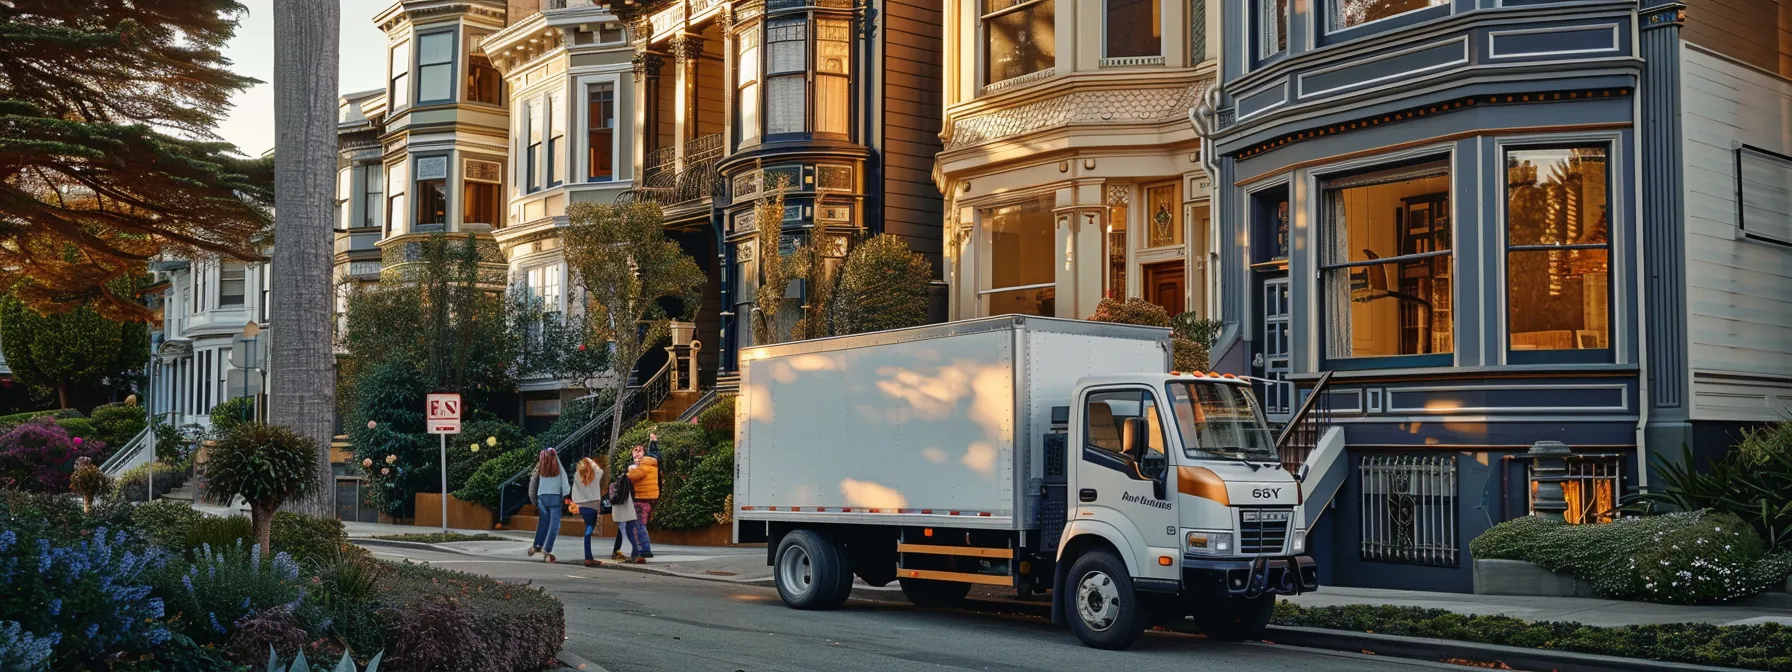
[669,35,706,62]
[943,81,1211,152]
[632,53,666,82]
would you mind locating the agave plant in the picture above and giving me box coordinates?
[267,646,383,672]
[1634,443,1792,550]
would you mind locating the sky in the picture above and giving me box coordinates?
[215,0,394,157]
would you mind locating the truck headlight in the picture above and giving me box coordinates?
[1290,529,1306,554]
[1184,530,1233,556]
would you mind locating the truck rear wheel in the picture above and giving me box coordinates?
[1192,594,1275,641]
[1064,551,1148,650]
[774,529,853,610]
[899,578,971,608]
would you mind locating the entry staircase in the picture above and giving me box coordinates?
[1272,371,1349,530]
[498,359,677,527]
[98,425,155,479]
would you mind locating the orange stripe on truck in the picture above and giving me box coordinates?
[1177,466,1230,505]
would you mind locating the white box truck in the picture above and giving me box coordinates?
[733,316,1318,649]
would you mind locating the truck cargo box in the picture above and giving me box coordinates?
[735,316,1170,533]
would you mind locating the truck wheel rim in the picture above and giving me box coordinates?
[778,545,813,597]
[1076,570,1121,632]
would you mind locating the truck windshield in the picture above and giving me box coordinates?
[1165,381,1280,463]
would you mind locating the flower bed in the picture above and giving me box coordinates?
[1272,602,1792,671]
[1,490,565,671]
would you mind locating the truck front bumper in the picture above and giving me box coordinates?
[1182,556,1318,597]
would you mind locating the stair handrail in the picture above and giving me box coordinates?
[1274,370,1336,472]
[675,388,719,423]
[100,424,156,477]
[496,358,676,523]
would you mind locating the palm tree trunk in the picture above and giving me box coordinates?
[271,0,341,518]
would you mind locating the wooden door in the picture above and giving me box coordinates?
[1143,261,1186,317]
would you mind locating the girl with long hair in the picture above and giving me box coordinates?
[527,448,571,563]
[570,456,608,567]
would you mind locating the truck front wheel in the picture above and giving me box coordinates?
[774,530,853,610]
[1191,594,1275,641]
[899,578,971,608]
[1064,551,1148,650]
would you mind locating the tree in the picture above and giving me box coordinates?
[832,234,935,335]
[0,0,272,320]
[1088,297,1206,372]
[0,292,149,407]
[203,422,321,555]
[268,0,342,520]
[564,201,705,454]
[751,181,791,346]
[789,205,841,341]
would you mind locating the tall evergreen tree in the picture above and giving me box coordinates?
[0,292,149,408]
[0,0,272,320]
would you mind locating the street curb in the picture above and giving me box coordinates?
[554,649,612,672]
[1262,625,1754,672]
[350,538,496,558]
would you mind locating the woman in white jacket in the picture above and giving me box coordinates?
[570,457,608,567]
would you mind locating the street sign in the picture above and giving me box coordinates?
[426,393,462,435]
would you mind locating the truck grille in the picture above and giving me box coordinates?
[1239,509,1292,555]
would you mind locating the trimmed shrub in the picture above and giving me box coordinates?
[655,443,733,530]
[1087,297,1198,372]
[114,460,193,502]
[56,417,97,443]
[830,234,935,336]
[447,418,526,493]
[0,526,172,669]
[131,500,206,549]
[0,419,104,493]
[695,395,736,441]
[203,423,320,554]
[89,403,148,450]
[1471,511,1792,603]
[69,458,111,512]
[536,391,613,449]
[1272,602,1792,672]
[453,445,537,512]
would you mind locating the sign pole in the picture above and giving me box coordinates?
[440,432,448,533]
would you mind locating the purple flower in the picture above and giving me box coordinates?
[181,574,194,594]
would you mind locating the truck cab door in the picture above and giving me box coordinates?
[1071,386,1181,582]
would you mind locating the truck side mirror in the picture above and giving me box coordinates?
[1124,417,1166,481]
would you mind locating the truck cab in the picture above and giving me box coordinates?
[1048,371,1318,648]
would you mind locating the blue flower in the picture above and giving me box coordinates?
[46,599,60,617]
[241,595,252,610]
[181,574,194,594]
[207,612,226,635]
[147,598,165,620]
[83,623,98,639]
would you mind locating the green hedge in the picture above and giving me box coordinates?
[453,445,537,512]
[1273,602,1792,671]
[655,443,733,530]
[610,422,726,530]
[695,395,736,441]
[1470,511,1792,604]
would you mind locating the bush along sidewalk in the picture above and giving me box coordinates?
[1271,603,1792,672]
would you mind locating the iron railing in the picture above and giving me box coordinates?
[496,358,676,523]
[627,133,724,208]
[675,388,721,423]
[1274,370,1335,472]
[1360,454,1459,567]
[99,425,156,478]
[1528,454,1624,524]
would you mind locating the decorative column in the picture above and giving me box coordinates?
[631,44,665,180]
[669,34,706,166]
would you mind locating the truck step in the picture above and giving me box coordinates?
[900,568,1012,586]
[897,543,1014,559]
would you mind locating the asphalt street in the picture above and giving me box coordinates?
[361,544,1463,672]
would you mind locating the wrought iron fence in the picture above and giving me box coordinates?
[496,359,675,523]
[1528,454,1623,524]
[1360,454,1459,567]
[628,134,724,208]
[1274,371,1334,471]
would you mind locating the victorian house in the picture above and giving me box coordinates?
[935,0,1219,328]
[1197,0,1792,592]
[615,0,949,380]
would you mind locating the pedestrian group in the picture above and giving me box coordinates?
[528,433,661,565]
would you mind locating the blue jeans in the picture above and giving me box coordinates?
[532,495,563,553]
[580,508,600,560]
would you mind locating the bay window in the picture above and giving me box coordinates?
[417,32,455,103]
[737,28,761,144]
[983,195,1057,317]
[527,264,564,313]
[1505,146,1611,359]
[1258,0,1287,59]
[766,19,807,135]
[389,41,410,108]
[586,82,615,181]
[385,160,406,237]
[815,20,852,136]
[219,265,246,307]
[1331,0,1446,33]
[1319,158,1453,363]
[362,164,383,229]
[464,159,502,227]
[525,100,541,192]
[547,93,563,187]
[983,0,1055,84]
[467,52,502,104]
[1105,0,1160,59]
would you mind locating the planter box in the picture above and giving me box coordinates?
[1473,559,1596,597]
[412,493,495,531]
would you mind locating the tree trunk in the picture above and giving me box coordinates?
[609,383,629,458]
[252,503,274,557]
[57,380,68,410]
[271,0,341,518]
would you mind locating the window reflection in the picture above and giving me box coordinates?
[1506,147,1611,353]
[1319,159,1453,359]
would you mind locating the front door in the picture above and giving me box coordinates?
[1074,385,1181,580]
[1144,262,1186,317]
[1260,277,1292,421]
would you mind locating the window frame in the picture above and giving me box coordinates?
[547,92,564,187]
[361,163,383,230]
[1314,152,1456,370]
[763,16,811,138]
[1501,142,1616,365]
[1102,0,1162,60]
[465,42,503,105]
[735,20,763,147]
[462,156,503,228]
[414,30,459,105]
[1080,385,1171,481]
[1252,0,1289,65]
[1736,144,1792,247]
[389,40,411,110]
[980,0,1057,88]
[1317,0,1451,47]
[977,193,1059,317]
[218,264,246,307]
[524,98,542,193]
[581,78,619,183]
[412,155,450,231]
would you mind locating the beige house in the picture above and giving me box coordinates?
[937,0,1218,323]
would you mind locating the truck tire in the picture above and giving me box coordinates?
[1192,595,1275,641]
[899,578,971,608]
[1063,551,1149,650]
[774,529,853,610]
